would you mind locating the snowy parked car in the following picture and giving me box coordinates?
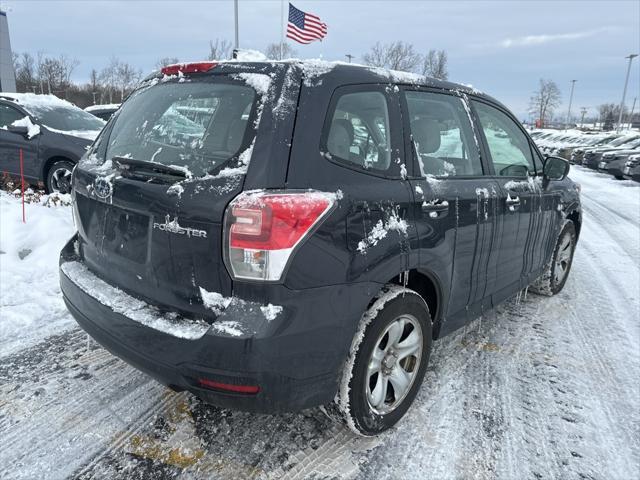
[622,154,640,182]
[84,103,120,121]
[59,60,581,436]
[598,146,640,172]
[582,135,640,168]
[0,93,105,192]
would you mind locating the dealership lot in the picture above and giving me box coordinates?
[1,165,638,479]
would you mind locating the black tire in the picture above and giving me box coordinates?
[46,160,75,194]
[531,221,577,296]
[334,285,432,436]
[614,175,624,180]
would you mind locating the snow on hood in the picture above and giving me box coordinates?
[43,125,101,141]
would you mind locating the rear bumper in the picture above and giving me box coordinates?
[60,236,376,413]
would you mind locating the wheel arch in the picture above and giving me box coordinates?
[566,209,582,238]
[385,268,445,340]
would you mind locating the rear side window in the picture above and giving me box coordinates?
[104,80,256,177]
[0,104,24,128]
[324,91,391,172]
[472,101,535,177]
[405,91,482,177]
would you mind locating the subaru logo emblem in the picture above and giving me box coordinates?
[93,177,113,199]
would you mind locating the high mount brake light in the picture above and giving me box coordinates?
[160,62,218,76]
[225,191,335,281]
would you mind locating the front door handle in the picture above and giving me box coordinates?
[422,200,449,218]
[506,194,520,211]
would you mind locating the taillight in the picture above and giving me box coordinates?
[224,191,336,281]
[160,61,218,76]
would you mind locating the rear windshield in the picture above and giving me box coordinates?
[104,79,257,176]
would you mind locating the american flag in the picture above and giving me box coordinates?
[286,3,327,44]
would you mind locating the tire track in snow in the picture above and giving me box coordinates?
[0,330,172,480]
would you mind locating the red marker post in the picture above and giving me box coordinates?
[19,148,25,223]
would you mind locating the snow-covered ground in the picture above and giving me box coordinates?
[0,166,638,479]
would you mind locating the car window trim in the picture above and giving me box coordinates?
[0,102,28,128]
[398,86,488,180]
[469,96,542,178]
[320,83,406,181]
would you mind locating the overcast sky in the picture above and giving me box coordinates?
[3,0,639,118]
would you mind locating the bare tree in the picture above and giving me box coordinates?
[208,39,232,60]
[363,41,421,71]
[156,57,180,69]
[36,54,79,97]
[116,62,142,102]
[13,53,37,92]
[599,103,628,131]
[264,42,297,60]
[99,57,120,103]
[529,79,562,128]
[422,49,448,80]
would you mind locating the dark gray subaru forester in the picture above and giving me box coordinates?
[60,60,581,435]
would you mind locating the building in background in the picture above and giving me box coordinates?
[0,9,17,92]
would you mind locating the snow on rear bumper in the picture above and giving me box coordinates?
[59,236,377,412]
[61,261,211,340]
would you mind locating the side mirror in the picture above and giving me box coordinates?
[7,124,29,136]
[543,156,570,181]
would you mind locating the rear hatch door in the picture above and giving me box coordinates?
[72,63,300,318]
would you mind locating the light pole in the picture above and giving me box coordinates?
[617,53,638,132]
[580,107,587,128]
[234,0,239,52]
[565,79,577,130]
[627,96,637,129]
[345,54,354,63]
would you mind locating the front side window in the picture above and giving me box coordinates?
[472,101,535,177]
[325,91,391,172]
[104,80,256,177]
[405,91,482,177]
[0,104,25,128]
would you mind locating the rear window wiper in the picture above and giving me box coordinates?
[113,156,189,181]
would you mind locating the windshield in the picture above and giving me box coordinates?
[27,104,105,132]
[104,79,256,176]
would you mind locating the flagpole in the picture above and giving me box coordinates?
[280,0,284,60]
[234,0,239,52]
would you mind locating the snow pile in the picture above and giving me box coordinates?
[9,116,40,139]
[260,304,283,321]
[199,288,233,315]
[62,261,211,340]
[357,209,408,254]
[200,286,283,323]
[0,191,76,355]
[232,49,268,62]
[42,192,73,207]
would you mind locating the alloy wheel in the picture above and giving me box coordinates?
[365,314,423,415]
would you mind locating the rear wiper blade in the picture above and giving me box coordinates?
[112,156,189,178]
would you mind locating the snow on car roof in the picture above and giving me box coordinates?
[0,92,78,112]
